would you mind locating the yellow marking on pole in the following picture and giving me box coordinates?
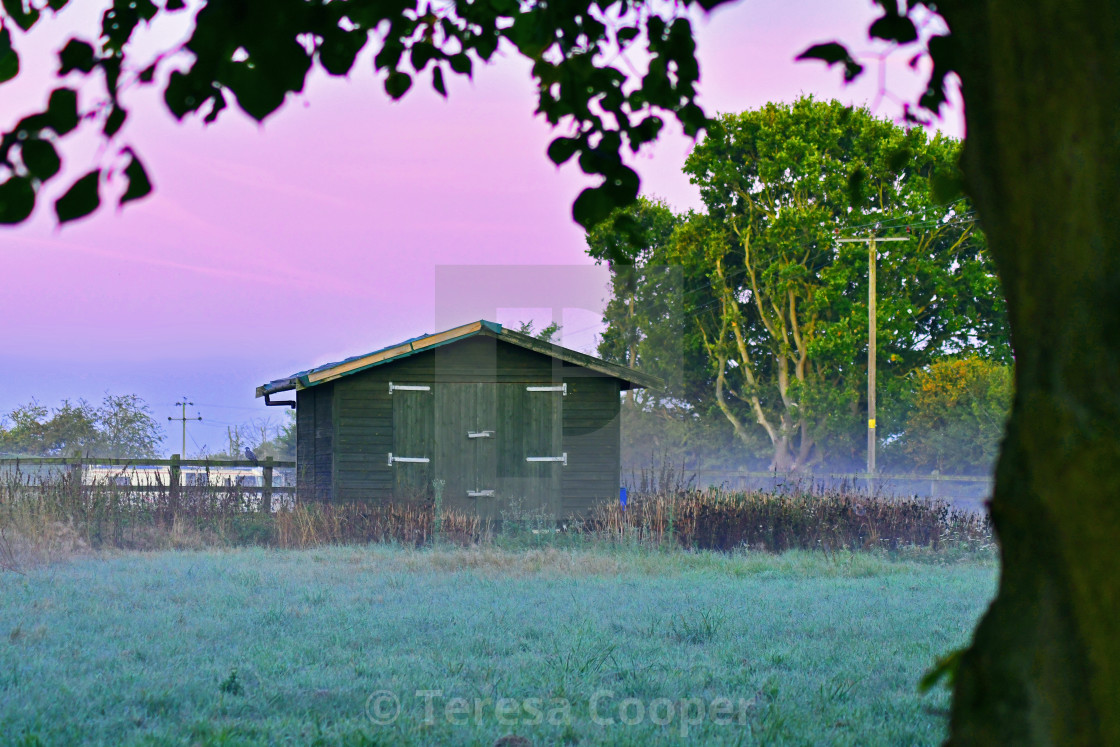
[868,419,876,428]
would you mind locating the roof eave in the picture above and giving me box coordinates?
[494,328,664,390]
[255,319,663,396]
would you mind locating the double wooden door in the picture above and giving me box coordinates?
[392,383,562,520]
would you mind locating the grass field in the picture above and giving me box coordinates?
[0,546,997,746]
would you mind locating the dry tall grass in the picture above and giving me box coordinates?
[0,466,992,571]
[587,486,992,553]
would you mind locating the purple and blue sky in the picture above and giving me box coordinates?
[1,0,960,455]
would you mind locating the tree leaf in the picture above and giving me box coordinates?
[573,185,615,230]
[164,69,214,120]
[0,27,19,84]
[449,53,471,76]
[58,38,97,74]
[120,150,152,206]
[796,42,864,83]
[104,104,128,136]
[54,169,101,224]
[2,0,40,31]
[45,87,80,134]
[431,66,446,97]
[869,14,919,45]
[0,176,35,224]
[21,138,61,180]
[165,0,185,10]
[384,70,412,99]
[318,28,366,76]
[547,136,580,166]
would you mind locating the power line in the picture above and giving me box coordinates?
[168,398,202,457]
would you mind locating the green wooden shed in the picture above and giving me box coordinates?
[256,320,660,518]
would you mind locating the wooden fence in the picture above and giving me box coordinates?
[0,455,297,512]
[2,457,994,510]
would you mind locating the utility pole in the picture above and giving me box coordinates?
[168,398,202,457]
[836,235,909,480]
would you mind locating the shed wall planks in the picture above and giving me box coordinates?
[299,337,623,515]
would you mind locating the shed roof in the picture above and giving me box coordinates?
[256,320,662,397]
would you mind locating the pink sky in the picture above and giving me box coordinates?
[0,0,961,454]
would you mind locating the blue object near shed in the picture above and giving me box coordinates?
[620,486,628,511]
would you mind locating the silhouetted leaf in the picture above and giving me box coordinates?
[573,185,615,230]
[54,169,101,224]
[869,14,918,44]
[101,0,148,54]
[547,136,579,166]
[59,38,97,74]
[165,0,185,10]
[222,39,311,121]
[796,42,864,83]
[0,27,19,84]
[202,89,226,124]
[164,70,214,119]
[384,71,412,99]
[919,35,957,114]
[2,0,40,31]
[449,53,471,76]
[120,150,152,206]
[138,62,156,83]
[319,28,367,76]
[21,139,61,180]
[104,105,127,136]
[431,66,446,97]
[0,176,35,223]
[45,87,79,134]
[409,41,439,71]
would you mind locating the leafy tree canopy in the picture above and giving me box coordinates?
[0,393,164,458]
[0,0,737,228]
[0,0,956,230]
[893,356,1012,474]
[590,99,1009,471]
[5,1,1120,741]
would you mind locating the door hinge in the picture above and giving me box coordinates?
[389,382,431,393]
[526,384,566,395]
[388,453,430,465]
[526,453,567,466]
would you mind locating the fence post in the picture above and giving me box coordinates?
[68,457,82,497]
[262,457,273,513]
[169,453,181,511]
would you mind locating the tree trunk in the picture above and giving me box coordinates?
[945,1,1120,743]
